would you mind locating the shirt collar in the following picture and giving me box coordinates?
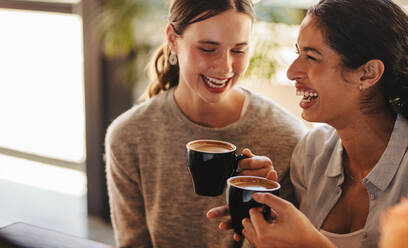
[324,115,408,190]
[325,137,344,185]
[366,114,408,191]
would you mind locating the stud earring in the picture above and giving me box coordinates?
[359,84,363,92]
[169,50,178,66]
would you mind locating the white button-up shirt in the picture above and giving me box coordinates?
[291,114,408,248]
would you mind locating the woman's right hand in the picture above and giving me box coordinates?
[241,193,336,248]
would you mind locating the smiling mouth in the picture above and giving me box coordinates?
[296,89,319,103]
[201,75,230,88]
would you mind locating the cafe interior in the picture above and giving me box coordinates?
[0,0,407,247]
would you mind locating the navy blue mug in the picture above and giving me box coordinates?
[186,140,248,196]
[227,176,280,235]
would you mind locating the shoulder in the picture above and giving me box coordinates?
[292,124,339,160]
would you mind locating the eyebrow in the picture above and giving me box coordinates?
[296,44,322,56]
[198,40,248,46]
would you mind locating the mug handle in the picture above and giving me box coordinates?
[232,154,249,176]
[262,205,272,222]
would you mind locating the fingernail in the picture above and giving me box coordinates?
[219,222,225,230]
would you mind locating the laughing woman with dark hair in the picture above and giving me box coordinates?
[208,0,408,247]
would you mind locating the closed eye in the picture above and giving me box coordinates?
[199,48,215,53]
[232,50,246,54]
[307,55,317,61]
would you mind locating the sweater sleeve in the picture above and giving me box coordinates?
[105,126,153,248]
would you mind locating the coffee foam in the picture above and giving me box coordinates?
[189,140,235,153]
[229,177,279,191]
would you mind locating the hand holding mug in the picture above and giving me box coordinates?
[242,193,336,248]
[207,176,280,240]
[239,149,277,180]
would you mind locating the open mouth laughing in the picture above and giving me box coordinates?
[295,84,319,109]
[201,75,231,89]
[296,89,319,103]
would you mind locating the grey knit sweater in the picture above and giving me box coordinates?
[105,87,307,248]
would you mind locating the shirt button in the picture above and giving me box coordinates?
[370,193,376,200]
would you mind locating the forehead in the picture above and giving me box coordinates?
[182,9,252,42]
[298,15,329,50]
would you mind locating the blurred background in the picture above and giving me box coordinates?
[0,0,407,245]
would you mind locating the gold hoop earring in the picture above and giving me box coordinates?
[169,50,178,66]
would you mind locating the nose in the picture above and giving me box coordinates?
[214,51,233,76]
[286,57,304,81]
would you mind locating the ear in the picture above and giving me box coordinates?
[166,24,179,52]
[359,59,385,90]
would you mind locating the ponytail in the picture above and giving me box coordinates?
[146,44,179,98]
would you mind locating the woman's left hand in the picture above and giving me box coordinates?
[238,148,277,180]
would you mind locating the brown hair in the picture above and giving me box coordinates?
[146,0,255,98]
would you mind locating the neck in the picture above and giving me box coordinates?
[173,86,246,128]
[337,111,396,178]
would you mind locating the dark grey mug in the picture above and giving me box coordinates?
[227,176,280,235]
[186,140,248,196]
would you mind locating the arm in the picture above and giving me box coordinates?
[106,144,152,248]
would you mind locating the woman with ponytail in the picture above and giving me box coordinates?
[105,0,306,247]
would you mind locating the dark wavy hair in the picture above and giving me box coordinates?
[309,0,408,119]
[146,0,255,98]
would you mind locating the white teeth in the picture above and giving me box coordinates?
[208,77,228,84]
[296,89,318,98]
[203,75,229,88]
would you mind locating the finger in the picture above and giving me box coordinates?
[233,233,243,242]
[207,205,229,218]
[248,207,269,236]
[242,148,255,158]
[253,193,291,213]
[219,220,233,230]
[266,169,278,181]
[242,217,257,244]
[240,156,273,170]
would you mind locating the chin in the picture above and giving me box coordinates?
[301,112,321,124]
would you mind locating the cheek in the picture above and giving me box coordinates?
[181,50,212,73]
[234,55,250,75]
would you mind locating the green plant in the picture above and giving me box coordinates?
[244,21,299,85]
[96,0,168,90]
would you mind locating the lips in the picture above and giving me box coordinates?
[295,84,319,108]
[201,75,230,89]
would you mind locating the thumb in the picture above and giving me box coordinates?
[242,148,255,158]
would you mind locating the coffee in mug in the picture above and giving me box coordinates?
[227,176,280,235]
[186,140,248,196]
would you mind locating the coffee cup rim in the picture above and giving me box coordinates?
[227,176,281,191]
[186,139,237,153]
